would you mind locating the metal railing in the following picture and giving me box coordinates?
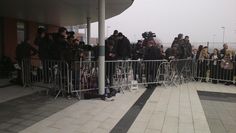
[22,59,70,99]
[21,58,236,99]
[194,59,236,83]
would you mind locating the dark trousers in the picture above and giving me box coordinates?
[198,61,208,80]
[132,62,142,81]
[105,62,115,86]
[210,64,219,82]
[145,62,159,84]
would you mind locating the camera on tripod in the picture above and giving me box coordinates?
[142,31,156,40]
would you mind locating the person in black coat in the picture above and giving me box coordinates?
[34,28,50,60]
[16,39,38,63]
[34,28,53,82]
[209,48,221,84]
[53,27,69,60]
[116,33,131,60]
[108,30,119,50]
[175,34,185,59]
[105,39,117,87]
[183,36,192,59]
[132,40,144,81]
[144,39,163,88]
[196,45,203,80]
[15,39,38,85]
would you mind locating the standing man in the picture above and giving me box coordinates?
[176,33,185,59]
[132,40,144,82]
[15,38,38,85]
[34,28,51,82]
[183,36,192,59]
[34,28,49,60]
[116,33,131,60]
[105,39,117,87]
[53,27,69,60]
[144,39,163,88]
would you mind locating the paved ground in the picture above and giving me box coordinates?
[0,82,235,133]
[0,86,45,103]
[0,93,77,133]
[0,78,12,87]
[20,88,146,133]
[199,91,236,133]
[128,82,236,133]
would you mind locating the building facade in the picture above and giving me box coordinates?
[0,17,60,61]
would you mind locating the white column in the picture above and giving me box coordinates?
[87,17,91,61]
[98,0,105,95]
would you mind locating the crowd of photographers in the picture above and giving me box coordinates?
[16,27,92,63]
[105,30,236,87]
[12,27,236,88]
[130,32,236,86]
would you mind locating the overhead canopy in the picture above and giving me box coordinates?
[0,0,133,26]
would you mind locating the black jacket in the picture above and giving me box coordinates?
[105,45,117,60]
[183,41,192,58]
[116,37,131,59]
[132,44,144,60]
[34,37,51,60]
[16,42,38,61]
[144,46,162,60]
[53,34,69,60]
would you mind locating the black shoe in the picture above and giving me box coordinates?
[212,80,217,84]
[219,80,225,83]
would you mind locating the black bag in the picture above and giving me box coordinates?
[84,90,100,99]
[107,88,117,98]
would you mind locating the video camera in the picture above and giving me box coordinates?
[67,31,75,37]
[142,31,156,40]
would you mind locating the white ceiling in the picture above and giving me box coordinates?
[0,0,134,26]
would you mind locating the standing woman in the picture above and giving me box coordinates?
[198,47,209,82]
[221,50,234,85]
[209,49,220,84]
[196,45,203,80]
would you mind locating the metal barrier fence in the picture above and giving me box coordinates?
[195,59,236,83]
[21,58,235,99]
[22,59,70,98]
[70,60,98,98]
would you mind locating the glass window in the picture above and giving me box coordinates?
[17,21,25,44]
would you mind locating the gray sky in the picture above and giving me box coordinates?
[91,0,236,46]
